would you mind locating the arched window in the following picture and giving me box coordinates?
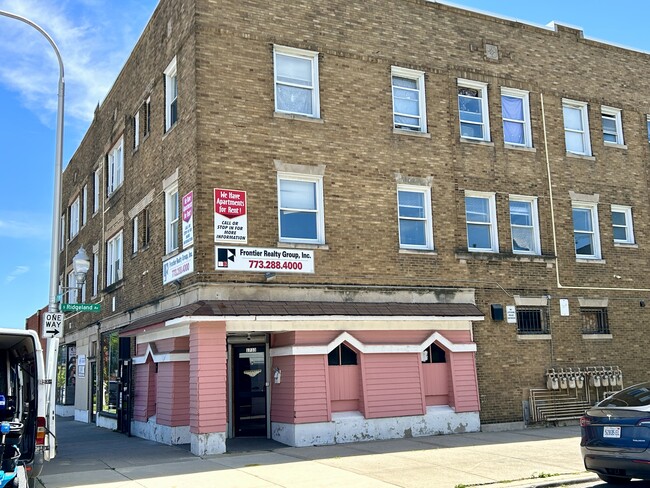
[328,343,357,366]
[421,343,446,364]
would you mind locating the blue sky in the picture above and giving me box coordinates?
[0,0,649,329]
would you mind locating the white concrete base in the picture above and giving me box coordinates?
[481,421,526,432]
[131,417,191,445]
[272,406,480,447]
[74,409,90,423]
[55,405,74,417]
[191,431,226,455]
[96,414,117,430]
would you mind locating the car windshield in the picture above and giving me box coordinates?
[599,382,650,407]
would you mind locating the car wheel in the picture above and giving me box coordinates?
[597,474,632,484]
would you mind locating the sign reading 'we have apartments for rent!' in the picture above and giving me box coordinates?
[214,188,248,243]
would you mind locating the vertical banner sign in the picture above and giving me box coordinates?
[182,191,194,249]
[214,188,248,243]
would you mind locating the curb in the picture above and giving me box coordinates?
[497,474,599,488]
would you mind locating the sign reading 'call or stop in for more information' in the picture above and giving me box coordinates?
[214,188,248,244]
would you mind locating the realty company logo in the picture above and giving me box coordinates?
[217,248,236,268]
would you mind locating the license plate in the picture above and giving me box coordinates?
[603,426,621,438]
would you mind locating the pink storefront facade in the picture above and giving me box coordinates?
[122,300,483,455]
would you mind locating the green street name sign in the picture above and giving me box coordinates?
[60,303,101,313]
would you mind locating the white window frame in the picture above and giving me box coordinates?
[277,173,325,244]
[509,195,541,255]
[69,197,80,239]
[107,137,124,196]
[165,183,180,254]
[93,168,101,213]
[572,202,601,259]
[82,185,88,226]
[132,215,139,254]
[501,87,532,148]
[457,78,490,142]
[273,45,320,118]
[67,271,78,304]
[92,250,99,297]
[397,185,433,250]
[562,99,591,156]
[601,106,624,146]
[164,57,178,132]
[647,115,650,143]
[611,204,634,244]
[106,231,123,286]
[133,111,140,149]
[391,66,427,133]
[465,190,499,253]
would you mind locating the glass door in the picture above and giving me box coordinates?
[233,344,266,437]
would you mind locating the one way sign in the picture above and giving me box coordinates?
[41,311,64,339]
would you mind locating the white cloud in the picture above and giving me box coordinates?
[5,265,29,284]
[0,211,50,240]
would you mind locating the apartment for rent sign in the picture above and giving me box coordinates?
[214,188,247,243]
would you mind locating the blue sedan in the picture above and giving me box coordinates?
[581,382,650,483]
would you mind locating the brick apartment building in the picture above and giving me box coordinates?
[52,0,650,455]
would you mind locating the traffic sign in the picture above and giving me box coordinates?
[41,311,64,338]
[60,303,101,313]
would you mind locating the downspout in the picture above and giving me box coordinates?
[540,92,650,293]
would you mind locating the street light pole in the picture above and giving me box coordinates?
[0,10,65,314]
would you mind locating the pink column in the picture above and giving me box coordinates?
[156,361,190,426]
[133,360,155,422]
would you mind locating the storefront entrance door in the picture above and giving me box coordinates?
[233,344,267,437]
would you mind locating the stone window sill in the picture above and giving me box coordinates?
[274,112,324,124]
[566,152,596,161]
[517,334,551,341]
[393,128,431,138]
[460,138,494,147]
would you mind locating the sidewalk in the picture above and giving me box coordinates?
[37,417,598,488]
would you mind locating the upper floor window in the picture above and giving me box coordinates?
[277,174,324,244]
[601,106,623,145]
[164,57,178,131]
[563,99,591,156]
[69,197,80,239]
[509,196,540,255]
[133,111,140,150]
[465,191,498,253]
[59,214,65,251]
[397,185,433,250]
[391,67,427,133]
[106,231,123,286]
[581,307,610,334]
[143,97,151,137]
[572,202,601,259]
[646,115,650,143]
[67,271,78,304]
[165,184,179,254]
[132,215,139,254]
[92,250,99,297]
[458,79,490,141]
[273,46,320,118]
[328,343,357,366]
[81,185,88,226]
[93,168,101,213]
[107,137,124,196]
[611,204,634,244]
[516,307,550,335]
[141,207,151,249]
[501,87,531,147]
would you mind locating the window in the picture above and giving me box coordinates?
[165,185,179,254]
[143,97,151,137]
[164,57,178,131]
[563,99,591,156]
[421,343,446,363]
[572,203,601,259]
[273,45,320,118]
[141,207,151,248]
[277,174,325,244]
[67,271,78,304]
[611,205,634,244]
[133,111,140,149]
[328,344,357,366]
[132,215,139,254]
[101,332,119,414]
[647,115,650,143]
[69,197,80,239]
[93,168,101,213]
[106,231,123,286]
[59,214,65,250]
[458,79,490,141]
[501,87,531,147]
[397,185,433,250]
[107,137,124,196]
[92,250,99,296]
[516,307,550,335]
[391,67,427,132]
[82,185,88,226]
[509,196,540,255]
[601,106,623,145]
[465,191,498,252]
[581,308,610,334]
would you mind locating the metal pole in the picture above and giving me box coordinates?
[0,10,65,313]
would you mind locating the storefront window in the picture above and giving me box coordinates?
[56,344,76,405]
[101,332,119,414]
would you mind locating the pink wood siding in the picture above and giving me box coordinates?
[449,352,480,412]
[133,360,155,422]
[422,363,449,406]
[270,355,295,424]
[189,322,227,434]
[361,353,425,419]
[329,365,360,412]
[156,361,190,426]
[153,337,189,353]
